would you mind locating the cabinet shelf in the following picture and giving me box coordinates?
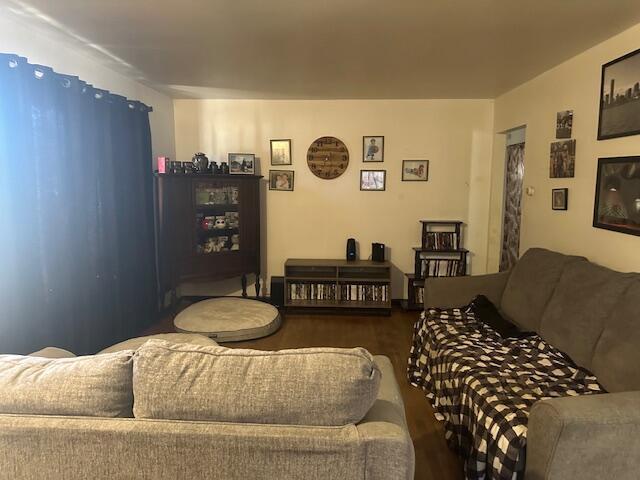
[198,228,240,237]
[285,299,391,309]
[412,247,469,253]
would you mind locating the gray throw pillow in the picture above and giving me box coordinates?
[133,339,381,426]
[0,350,134,417]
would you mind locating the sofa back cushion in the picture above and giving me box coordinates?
[592,278,640,392]
[500,248,585,331]
[133,340,381,426]
[0,351,134,417]
[538,261,635,371]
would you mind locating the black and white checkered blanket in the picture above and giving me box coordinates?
[408,307,603,480]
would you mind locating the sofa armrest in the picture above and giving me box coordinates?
[356,356,414,480]
[424,271,510,310]
[525,391,640,480]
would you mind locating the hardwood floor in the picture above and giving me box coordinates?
[144,303,463,480]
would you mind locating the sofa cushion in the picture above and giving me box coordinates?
[0,350,134,417]
[592,278,640,392]
[538,261,635,371]
[500,248,585,331]
[133,339,381,426]
[29,347,76,358]
[98,332,218,354]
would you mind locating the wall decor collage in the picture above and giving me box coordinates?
[267,135,430,192]
[548,109,574,211]
[593,47,640,237]
[547,47,640,237]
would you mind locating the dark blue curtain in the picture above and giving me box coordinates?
[0,53,158,355]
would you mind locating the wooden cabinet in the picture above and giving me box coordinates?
[284,259,391,315]
[156,174,262,299]
[403,220,468,311]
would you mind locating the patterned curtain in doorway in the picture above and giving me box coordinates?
[499,143,525,272]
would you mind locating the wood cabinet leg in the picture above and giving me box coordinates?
[241,274,248,297]
[255,275,261,297]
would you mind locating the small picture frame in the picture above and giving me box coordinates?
[228,153,255,174]
[549,139,576,178]
[552,188,568,210]
[402,160,429,181]
[270,139,292,165]
[556,110,573,139]
[269,170,294,191]
[363,136,384,162]
[360,170,386,191]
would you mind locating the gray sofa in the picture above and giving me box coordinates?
[0,337,415,480]
[425,247,640,480]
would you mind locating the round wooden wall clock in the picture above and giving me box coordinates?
[306,136,349,179]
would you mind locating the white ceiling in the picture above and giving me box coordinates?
[4,0,640,99]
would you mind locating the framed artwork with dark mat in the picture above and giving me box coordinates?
[598,48,640,140]
[552,188,568,210]
[593,156,640,236]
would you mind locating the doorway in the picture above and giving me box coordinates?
[499,127,526,272]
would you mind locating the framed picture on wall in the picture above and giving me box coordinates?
[593,156,640,236]
[597,48,640,140]
[402,160,429,181]
[549,139,576,178]
[268,170,294,191]
[360,170,386,191]
[556,110,573,139]
[552,188,568,210]
[363,136,384,162]
[228,153,256,174]
[270,139,292,165]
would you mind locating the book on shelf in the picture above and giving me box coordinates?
[287,282,388,303]
[288,282,336,301]
[419,258,462,277]
[423,231,458,250]
[414,286,424,305]
[340,284,389,302]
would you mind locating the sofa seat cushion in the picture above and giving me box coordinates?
[592,278,640,392]
[0,350,134,417]
[133,339,381,426]
[500,248,585,331]
[98,333,218,354]
[538,261,636,371]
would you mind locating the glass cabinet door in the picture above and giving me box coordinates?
[194,182,240,255]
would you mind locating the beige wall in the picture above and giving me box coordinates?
[174,99,495,297]
[0,14,175,160]
[489,23,640,273]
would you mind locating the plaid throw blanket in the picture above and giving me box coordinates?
[408,307,603,480]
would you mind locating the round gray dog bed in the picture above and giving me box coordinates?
[174,298,281,342]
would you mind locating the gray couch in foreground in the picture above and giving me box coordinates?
[0,338,414,480]
[425,248,640,480]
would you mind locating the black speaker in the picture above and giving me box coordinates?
[372,243,385,262]
[346,238,357,261]
[270,276,285,307]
